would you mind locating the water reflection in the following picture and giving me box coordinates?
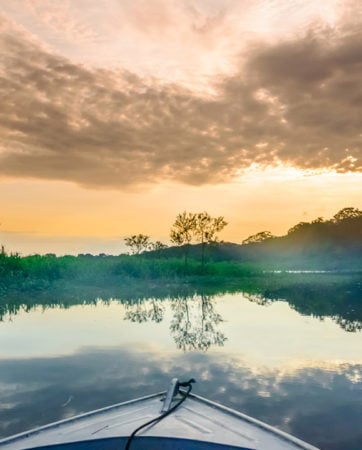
[1,276,362,450]
[170,294,226,351]
[0,347,361,450]
[124,299,165,323]
[1,274,361,335]
[124,294,227,351]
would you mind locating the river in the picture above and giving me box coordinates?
[0,278,361,449]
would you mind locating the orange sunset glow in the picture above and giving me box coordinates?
[0,0,361,255]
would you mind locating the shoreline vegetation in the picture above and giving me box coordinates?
[0,268,361,333]
[0,207,361,327]
[0,206,361,287]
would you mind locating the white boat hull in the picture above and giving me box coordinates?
[0,390,319,450]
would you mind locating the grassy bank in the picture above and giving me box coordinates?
[1,252,360,295]
[1,252,361,330]
[0,253,260,293]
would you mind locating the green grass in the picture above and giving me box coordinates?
[0,253,262,293]
[0,253,360,316]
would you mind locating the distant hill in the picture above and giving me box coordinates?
[235,214,361,268]
[151,208,362,270]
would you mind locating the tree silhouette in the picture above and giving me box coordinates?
[149,241,168,252]
[287,221,310,235]
[333,207,362,222]
[170,212,197,268]
[194,212,227,270]
[242,231,274,244]
[311,217,324,224]
[124,234,151,255]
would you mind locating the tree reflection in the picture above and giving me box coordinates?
[241,281,362,333]
[170,294,226,351]
[1,274,361,335]
[242,293,273,306]
[123,294,227,351]
[124,299,165,323]
[334,317,362,332]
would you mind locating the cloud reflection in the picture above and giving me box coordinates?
[0,348,361,450]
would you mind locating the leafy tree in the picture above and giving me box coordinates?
[333,207,362,222]
[124,234,151,255]
[194,212,227,269]
[287,221,310,235]
[170,211,227,270]
[311,217,324,224]
[170,212,197,267]
[242,231,274,244]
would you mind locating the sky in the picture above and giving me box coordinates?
[0,0,361,255]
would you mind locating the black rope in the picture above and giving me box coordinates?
[124,378,195,450]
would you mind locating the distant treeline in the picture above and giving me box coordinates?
[111,207,362,270]
[0,207,361,298]
[148,206,362,270]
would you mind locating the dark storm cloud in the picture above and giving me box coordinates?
[0,19,361,189]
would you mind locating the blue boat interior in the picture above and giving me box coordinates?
[27,436,254,450]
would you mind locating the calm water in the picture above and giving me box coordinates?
[0,283,361,450]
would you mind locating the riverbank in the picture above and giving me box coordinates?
[1,252,360,332]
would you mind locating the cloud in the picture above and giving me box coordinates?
[243,29,362,171]
[0,0,100,44]
[0,14,361,189]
